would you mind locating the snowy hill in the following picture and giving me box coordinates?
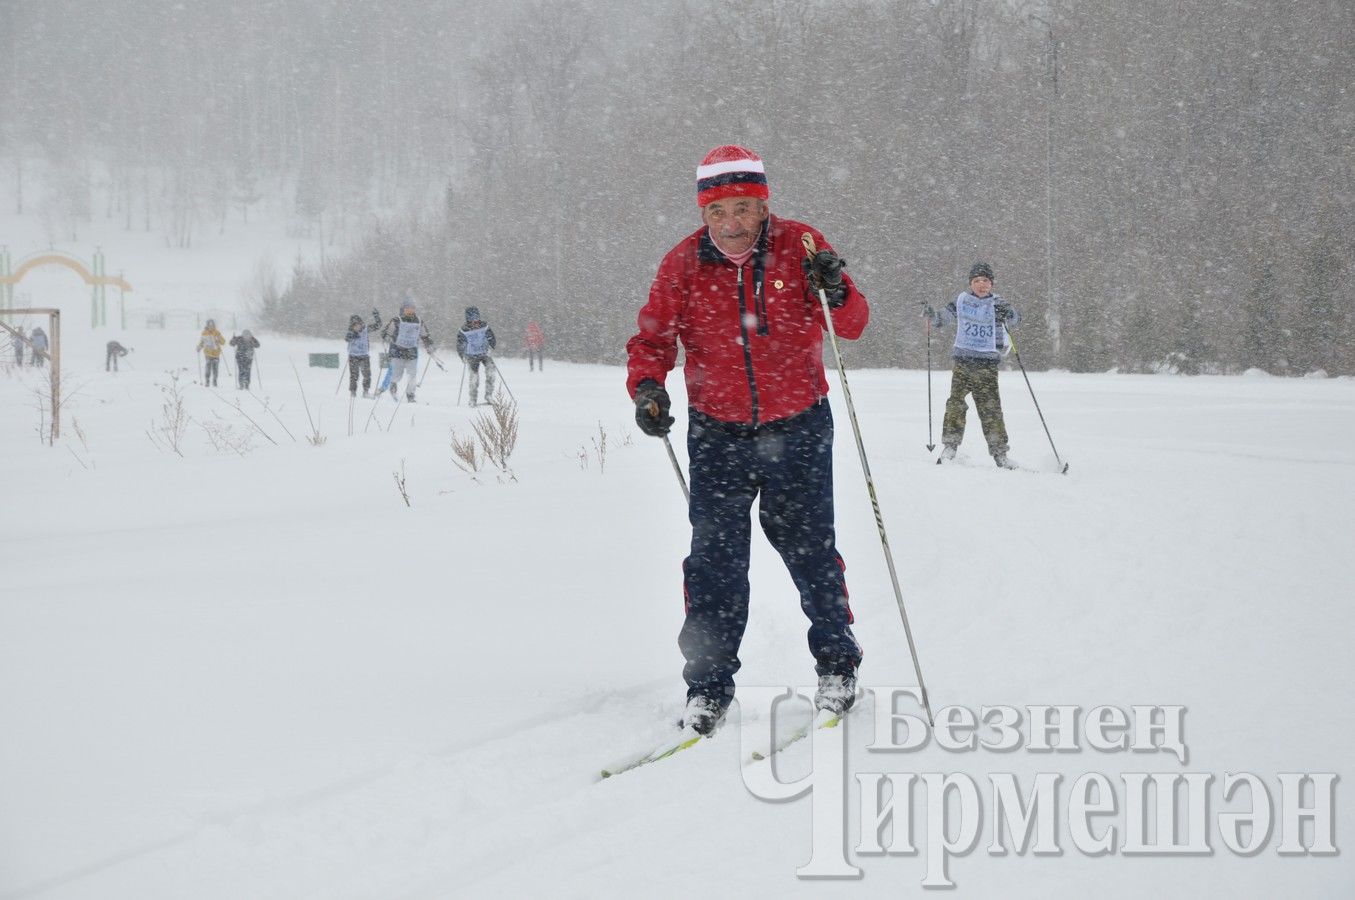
[2,315,1352,896]
[2,178,1352,897]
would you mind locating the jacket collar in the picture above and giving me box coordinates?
[698,215,773,265]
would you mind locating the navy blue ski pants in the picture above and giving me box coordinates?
[680,399,861,703]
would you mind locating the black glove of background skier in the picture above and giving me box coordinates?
[803,250,847,308]
[634,380,674,437]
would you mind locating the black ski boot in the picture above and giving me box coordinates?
[682,695,729,736]
[814,674,859,716]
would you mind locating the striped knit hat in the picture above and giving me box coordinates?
[696,145,769,207]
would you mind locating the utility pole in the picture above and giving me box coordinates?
[1030,3,1062,362]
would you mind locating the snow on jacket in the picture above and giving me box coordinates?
[229,333,260,359]
[457,323,496,359]
[626,214,868,426]
[197,328,225,358]
[345,324,371,356]
[381,316,432,360]
[930,291,1021,361]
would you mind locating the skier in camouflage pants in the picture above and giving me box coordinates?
[942,358,1007,457]
[925,261,1021,468]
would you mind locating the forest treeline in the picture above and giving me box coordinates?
[4,0,1351,373]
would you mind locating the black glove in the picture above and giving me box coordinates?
[803,249,848,308]
[633,380,675,437]
[995,303,1013,323]
[920,303,936,319]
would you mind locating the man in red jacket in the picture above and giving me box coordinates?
[626,145,869,735]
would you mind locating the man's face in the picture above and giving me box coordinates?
[969,276,992,298]
[701,197,769,256]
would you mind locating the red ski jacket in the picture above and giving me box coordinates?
[626,215,868,426]
[525,321,545,350]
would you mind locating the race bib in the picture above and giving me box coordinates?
[395,320,422,350]
[954,294,997,353]
[463,325,490,356]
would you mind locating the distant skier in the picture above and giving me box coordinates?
[105,340,129,372]
[923,261,1022,469]
[29,326,48,367]
[197,319,226,386]
[10,325,24,365]
[230,330,260,390]
[344,313,379,398]
[457,306,497,405]
[380,297,433,402]
[525,319,546,372]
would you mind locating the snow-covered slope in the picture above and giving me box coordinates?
[2,323,1351,897]
[1,197,1351,898]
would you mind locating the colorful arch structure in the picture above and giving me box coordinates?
[0,247,134,328]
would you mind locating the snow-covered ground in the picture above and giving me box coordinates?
[1,202,1351,897]
[2,321,1352,897]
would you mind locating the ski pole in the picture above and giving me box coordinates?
[663,433,689,504]
[922,304,934,452]
[254,354,263,390]
[335,357,349,395]
[489,357,515,402]
[196,349,203,384]
[419,349,448,388]
[635,391,689,503]
[803,233,934,724]
[456,359,467,405]
[1007,332,1069,474]
[364,389,385,432]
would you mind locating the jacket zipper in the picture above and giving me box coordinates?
[753,251,768,336]
[735,263,761,427]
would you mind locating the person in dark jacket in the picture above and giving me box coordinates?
[626,145,870,735]
[457,306,497,406]
[229,330,260,390]
[379,296,433,402]
[923,262,1022,468]
[105,340,129,372]
[344,312,380,398]
[29,326,49,367]
[11,325,25,365]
